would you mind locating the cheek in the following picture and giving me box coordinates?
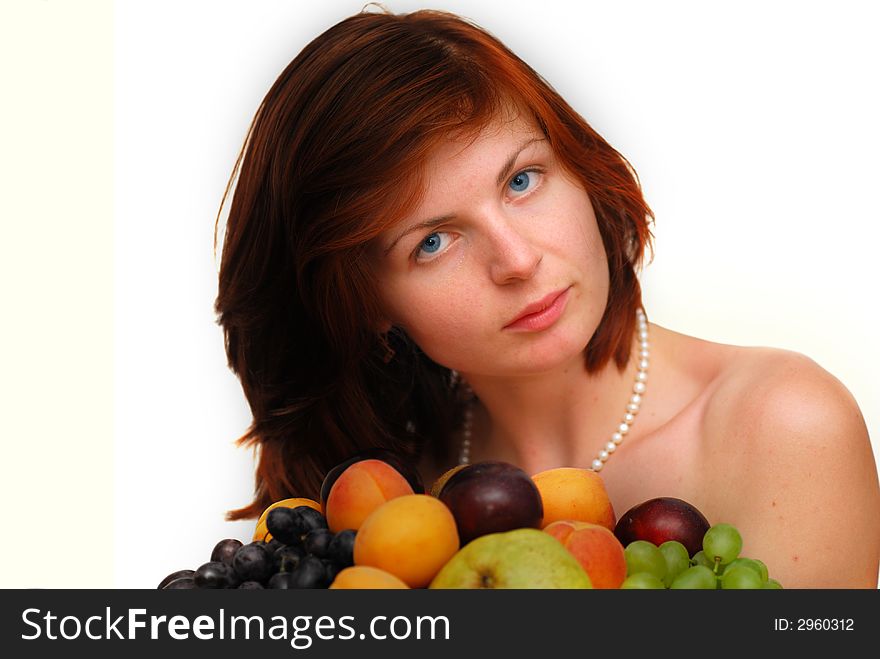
[383,274,489,350]
[571,199,607,270]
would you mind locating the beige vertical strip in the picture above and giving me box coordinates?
[0,0,114,587]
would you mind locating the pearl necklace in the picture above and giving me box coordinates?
[454,308,649,472]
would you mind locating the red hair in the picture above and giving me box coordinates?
[214,8,653,519]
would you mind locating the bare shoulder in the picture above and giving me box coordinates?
[698,345,880,587]
[705,346,864,435]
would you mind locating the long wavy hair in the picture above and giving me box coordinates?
[214,8,654,520]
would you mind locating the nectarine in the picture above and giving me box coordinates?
[543,520,627,589]
[324,459,414,532]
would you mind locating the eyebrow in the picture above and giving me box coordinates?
[383,137,546,255]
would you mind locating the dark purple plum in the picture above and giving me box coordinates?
[438,461,543,545]
[614,497,711,558]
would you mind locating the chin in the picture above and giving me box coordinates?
[507,332,591,375]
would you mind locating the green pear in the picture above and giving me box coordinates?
[429,528,592,589]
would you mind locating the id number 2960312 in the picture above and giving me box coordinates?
[773,618,854,631]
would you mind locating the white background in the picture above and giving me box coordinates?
[3,0,877,588]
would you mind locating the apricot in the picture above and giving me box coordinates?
[354,494,460,588]
[329,566,410,589]
[544,520,627,589]
[531,467,616,531]
[252,497,323,542]
[325,459,414,532]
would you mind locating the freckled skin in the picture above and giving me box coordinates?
[372,113,609,378]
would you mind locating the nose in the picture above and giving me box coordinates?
[485,216,543,285]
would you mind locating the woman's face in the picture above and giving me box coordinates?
[372,112,610,378]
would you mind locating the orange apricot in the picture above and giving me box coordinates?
[329,566,410,589]
[531,467,616,531]
[354,494,460,588]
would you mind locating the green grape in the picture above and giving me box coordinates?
[702,523,742,566]
[752,559,770,583]
[690,550,713,569]
[658,541,690,587]
[624,540,666,581]
[724,558,768,583]
[763,578,784,589]
[669,565,716,589]
[620,572,665,589]
[720,565,764,589]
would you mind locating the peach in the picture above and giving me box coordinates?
[329,566,410,589]
[354,494,460,588]
[544,520,627,589]
[531,467,616,531]
[252,497,323,542]
[325,459,414,532]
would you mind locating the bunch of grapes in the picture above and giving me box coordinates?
[158,506,355,589]
[620,523,783,589]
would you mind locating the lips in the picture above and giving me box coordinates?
[503,287,571,331]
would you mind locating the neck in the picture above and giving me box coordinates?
[461,329,644,475]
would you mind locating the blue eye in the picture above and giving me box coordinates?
[421,233,442,253]
[509,171,531,193]
[415,231,452,261]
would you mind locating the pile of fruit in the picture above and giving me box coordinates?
[158,449,782,589]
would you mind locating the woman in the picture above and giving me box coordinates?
[213,7,880,587]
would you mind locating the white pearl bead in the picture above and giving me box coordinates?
[598,450,609,461]
[618,422,630,434]
[640,340,649,350]
[624,413,634,424]
[634,381,646,394]
[631,393,642,405]
[639,330,648,341]
[627,402,640,413]
[612,432,623,444]
[592,459,603,471]
[605,441,617,453]
[639,359,649,370]
[640,349,649,359]
[636,371,648,382]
